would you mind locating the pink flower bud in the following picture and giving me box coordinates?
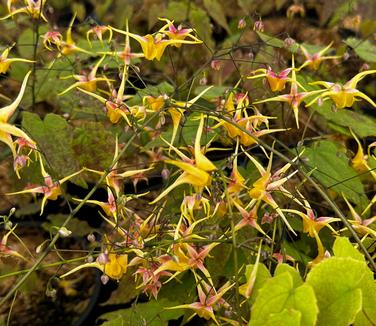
[97,252,109,265]
[199,76,207,85]
[87,233,96,243]
[238,18,246,29]
[253,20,264,32]
[284,37,296,48]
[211,60,222,71]
[161,168,170,180]
[101,274,109,285]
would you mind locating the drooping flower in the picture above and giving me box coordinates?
[7,153,84,215]
[247,67,291,92]
[78,66,143,124]
[59,55,109,95]
[253,56,324,128]
[0,45,34,74]
[0,224,28,261]
[58,14,92,56]
[99,20,144,65]
[283,195,339,237]
[298,42,341,70]
[149,114,217,204]
[86,25,113,47]
[110,19,202,61]
[42,31,63,51]
[0,0,48,21]
[60,252,128,280]
[167,278,233,325]
[244,148,301,234]
[343,195,376,238]
[158,18,202,47]
[306,70,376,109]
[350,128,376,180]
[0,71,36,161]
[214,92,285,145]
[77,137,152,222]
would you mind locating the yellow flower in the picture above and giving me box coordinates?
[60,253,128,281]
[213,92,284,145]
[244,148,301,234]
[111,19,202,61]
[167,278,233,325]
[306,70,376,109]
[158,18,202,47]
[59,55,109,95]
[253,56,324,128]
[78,66,142,125]
[349,129,376,180]
[247,67,291,92]
[298,42,341,70]
[283,194,339,238]
[0,71,36,159]
[1,0,48,21]
[150,114,217,204]
[0,45,34,74]
[59,14,92,56]
[7,153,84,215]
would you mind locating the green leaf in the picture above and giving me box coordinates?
[256,32,284,48]
[164,1,188,21]
[203,0,231,34]
[333,237,365,261]
[355,279,376,326]
[306,257,367,326]
[265,309,301,326]
[72,121,115,170]
[274,264,303,287]
[313,103,376,137]
[344,38,376,63]
[100,298,184,326]
[189,7,214,51]
[256,32,299,52]
[22,112,84,185]
[194,86,231,100]
[249,273,317,326]
[302,140,367,207]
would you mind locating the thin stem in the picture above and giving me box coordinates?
[0,125,140,306]
[204,111,376,271]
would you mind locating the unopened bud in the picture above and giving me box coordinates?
[87,233,96,243]
[211,60,222,71]
[161,168,170,180]
[4,221,13,230]
[343,52,350,61]
[98,252,109,265]
[284,37,296,49]
[46,288,57,299]
[360,63,370,72]
[101,274,109,285]
[58,227,72,238]
[238,18,246,29]
[9,207,16,216]
[87,255,94,263]
[199,76,207,85]
[253,20,264,32]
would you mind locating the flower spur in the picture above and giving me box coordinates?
[306,69,376,109]
[149,114,217,204]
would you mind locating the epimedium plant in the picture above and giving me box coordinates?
[0,0,376,325]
